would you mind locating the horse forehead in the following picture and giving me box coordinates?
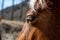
[26,9,35,15]
[27,9,33,13]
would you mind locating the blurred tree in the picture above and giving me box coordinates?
[19,0,23,20]
[19,0,29,21]
[11,0,14,20]
[1,0,4,19]
[0,0,4,39]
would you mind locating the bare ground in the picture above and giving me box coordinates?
[0,19,24,40]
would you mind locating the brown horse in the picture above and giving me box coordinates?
[16,0,60,40]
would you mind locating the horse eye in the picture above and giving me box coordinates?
[26,15,36,22]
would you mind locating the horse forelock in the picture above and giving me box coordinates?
[29,0,36,11]
[39,0,48,9]
[29,0,48,12]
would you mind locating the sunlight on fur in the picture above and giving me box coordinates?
[29,0,48,11]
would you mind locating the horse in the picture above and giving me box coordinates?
[16,0,60,40]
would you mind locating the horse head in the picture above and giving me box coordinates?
[26,0,54,28]
[16,0,60,40]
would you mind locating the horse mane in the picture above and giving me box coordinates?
[29,0,48,11]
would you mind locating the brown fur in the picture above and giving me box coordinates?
[16,0,60,40]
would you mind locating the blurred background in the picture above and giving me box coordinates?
[0,0,29,40]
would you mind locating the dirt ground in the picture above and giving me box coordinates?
[0,19,24,40]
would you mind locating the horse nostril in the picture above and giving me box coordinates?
[26,16,36,22]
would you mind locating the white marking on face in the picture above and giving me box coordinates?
[29,0,36,11]
[39,0,48,9]
[29,0,48,11]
